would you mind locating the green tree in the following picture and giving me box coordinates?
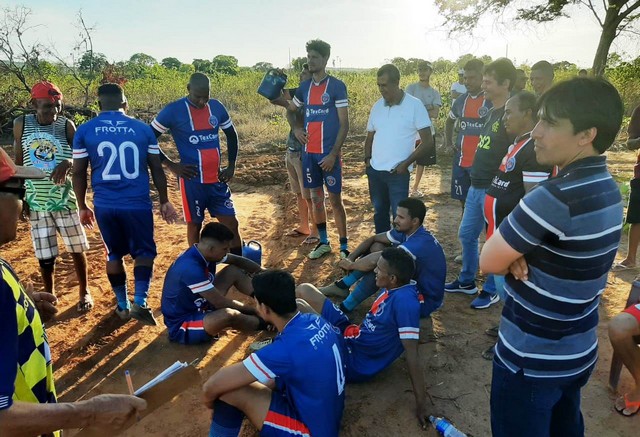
[192,58,212,73]
[211,55,239,75]
[78,51,107,76]
[291,56,307,71]
[435,0,640,77]
[129,53,157,68]
[161,57,182,70]
[252,61,274,72]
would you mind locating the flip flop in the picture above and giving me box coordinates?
[615,394,640,416]
[76,293,94,313]
[285,229,309,237]
[611,262,636,272]
[302,236,320,245]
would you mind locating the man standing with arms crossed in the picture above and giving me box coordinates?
[445,58,516,309]
[365,64,433,233]
[73,84,178,325]
[13,81,93,313]
[481,78,624,436]
[0,149,146,436]
[406,61,441,197]
[151,73,242,254]
[286,39,350,259]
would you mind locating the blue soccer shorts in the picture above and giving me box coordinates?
[94,207,156,261]
[302,152,342,194]
[179,178,236,224]
[451,152,472,201]
[261,390,311,436]
[168,312,216,345]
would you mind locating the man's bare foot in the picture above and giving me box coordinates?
[614,390,640,416]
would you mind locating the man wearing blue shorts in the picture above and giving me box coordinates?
[73,83,178,325]
[320,198,446,319]
[151,73,242,253]
[286,39,350,260]
[202,269,345,436]
[162,222,267,345]
[297,247,429,428]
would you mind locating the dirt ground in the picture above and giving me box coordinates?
[2,139,639,436]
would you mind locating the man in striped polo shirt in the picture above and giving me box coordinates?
[480,78,624,436]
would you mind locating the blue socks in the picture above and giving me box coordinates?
[317,222,328,244]
[209,400,243,437]
[339,237,348,252]
[341,271,378,312]
[337,270,365,289]
[133,265,153,307]
[107,272,129,310]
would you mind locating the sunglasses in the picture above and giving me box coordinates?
[0,186,26,200]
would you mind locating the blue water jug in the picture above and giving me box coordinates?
[257,69,287,100]
[242,240,262,266]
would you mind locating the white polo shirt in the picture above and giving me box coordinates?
[367,93,431,172]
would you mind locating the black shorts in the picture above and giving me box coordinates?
[415,139,436,166]
[627,178,640,223]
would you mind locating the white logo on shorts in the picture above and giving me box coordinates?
[189,135,200,144]
[326,176,336,186]
[224,199,234,209]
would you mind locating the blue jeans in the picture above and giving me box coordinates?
[367,166,410,234]
[491,358,591,437]
[457,186,496,292]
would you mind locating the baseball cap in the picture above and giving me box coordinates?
[30,81,63,102]
[0,149,45,184]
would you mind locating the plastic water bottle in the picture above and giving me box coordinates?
[429,416,467,437]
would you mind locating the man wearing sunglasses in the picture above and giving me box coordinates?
[0,149,147,436]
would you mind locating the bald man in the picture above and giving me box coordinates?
[151,73,243,252]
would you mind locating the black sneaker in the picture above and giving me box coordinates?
[130,303,158,326]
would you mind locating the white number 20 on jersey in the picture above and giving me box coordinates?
[97,141,140,181]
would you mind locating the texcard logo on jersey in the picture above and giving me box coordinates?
[189,135,200,144]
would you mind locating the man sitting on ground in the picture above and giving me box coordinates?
[202,269,345,436]
[297,247,430,427]
[161,222,267,344]
[321,197,445,318]
[609,302,640,416]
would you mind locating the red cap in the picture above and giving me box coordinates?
[0,149,46,184]
[30,81,63,102]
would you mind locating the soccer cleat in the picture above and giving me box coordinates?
[319,282,349,298]
[470,291,500,309]
[454,254,463,264]
[114,305,131,321]
[249,338,273,352]
[130,303,158,326]
[339,249,350,259]
[308,242,331,260]
[444,280,478,295]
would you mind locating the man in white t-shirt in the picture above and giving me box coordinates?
[451,70,467,99]
[406,61,441,197]
[365,64,433,233]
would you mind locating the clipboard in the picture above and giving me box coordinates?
[74,362,200,437]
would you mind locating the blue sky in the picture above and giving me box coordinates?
[4,0,639,68]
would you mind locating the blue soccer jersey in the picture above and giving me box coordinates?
[387,227,447,315]
[293,76,348,155]
[340,282,421,381]
[73,111,159,209]
[151,97,233,184]
[243,312,345,437]
[161,245,222,340]
[449,93,492,168]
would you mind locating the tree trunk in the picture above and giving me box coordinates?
[592,8,621,77]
